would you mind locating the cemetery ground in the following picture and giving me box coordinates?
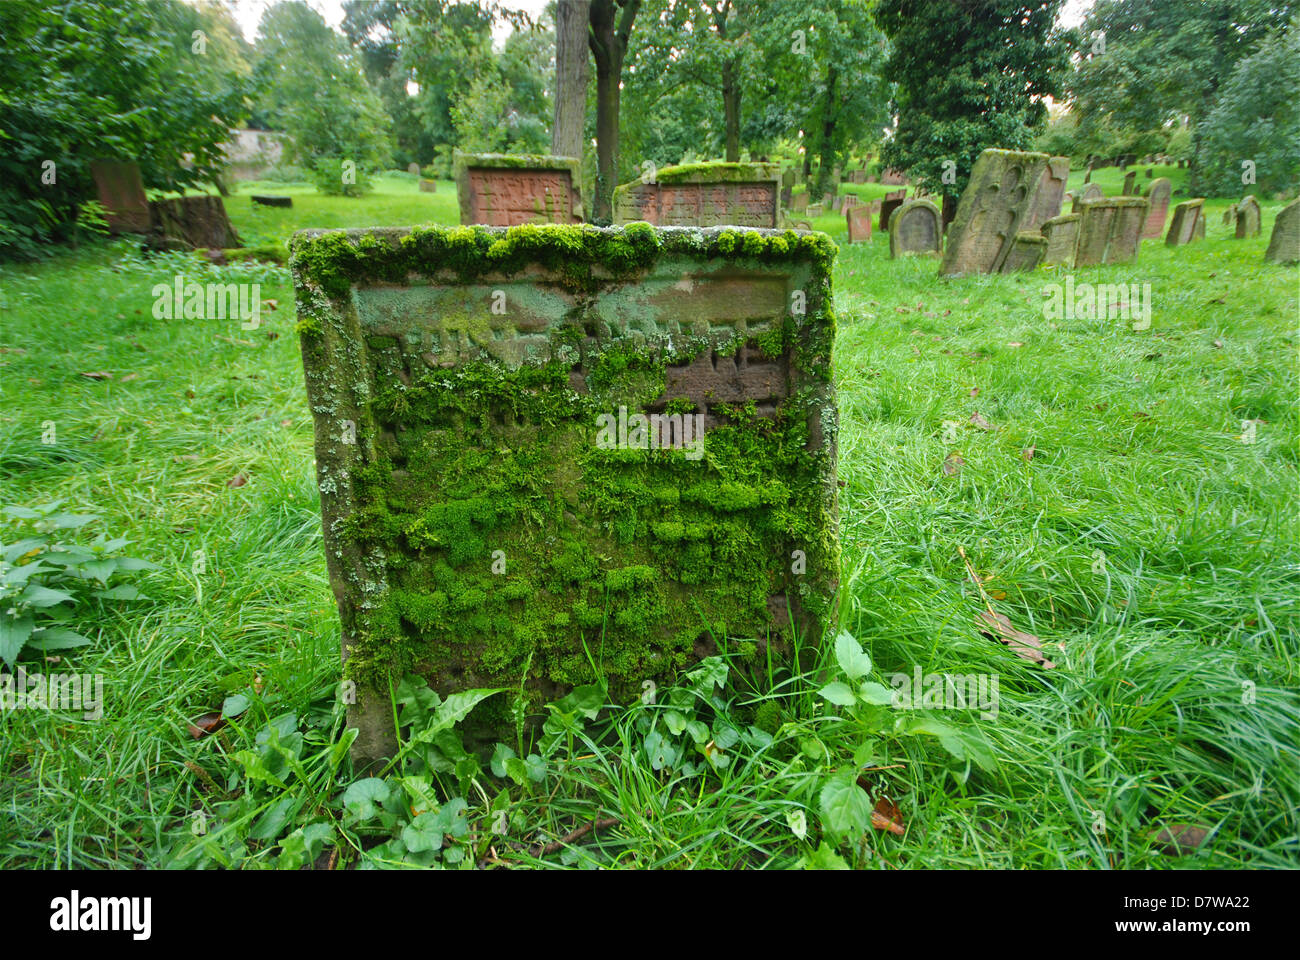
[1,174,1296,869]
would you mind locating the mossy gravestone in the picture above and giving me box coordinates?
[1234,196,1261,239]
[292,223,841,764]
[612,162,781,228]
[1166,199,1205,246]
[455,152,583,226]
[940,148,1054,276]
[1265,198,1300,264]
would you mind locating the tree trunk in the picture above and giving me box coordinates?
[588,0,640,223]
[722,60,740,162]
[552,0,591,160]
[813,67,838,198]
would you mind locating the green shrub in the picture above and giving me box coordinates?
[311,157,374,197]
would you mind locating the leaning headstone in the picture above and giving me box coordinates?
[1166,199,1205,246]
[1141,178,1171,239]
[291,223,841,764]
[455,151,583,226]
[879,189,907,231]
[89,160,150,234]
[1000,232,1047,272]
[613,162,780,228]
[889,199,942,257]
[939,148,1053,276]
[1041,214,1080,267]
[146,195,241,249]
[846,204,872,243]
[1265,198,1300,263]
[1122,171,1137,195]
[1234,195,1261,238]
[1073,182,1104,212]
[1075,197,1148,266]
[407,162,421,175]
[1024,156,1070,231]
[1222,204,1237,226]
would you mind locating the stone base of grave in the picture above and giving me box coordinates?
[146,196,241,250]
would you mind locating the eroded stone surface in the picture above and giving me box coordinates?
[1001,231,1046,272]
[613,163,780,228]
[455,152,583,226]
[1041,214,1080,267]
[1142,178,1171,239]
[90,160,150,234]
[1166,199,1205,246]
[1075,197,1148,266]
[1265,197,1300,263]
[846,204,872,244]
[940,149,1052,276]
[292,224,840,764]
[889,199,941,257]
[1235,195,1261,239]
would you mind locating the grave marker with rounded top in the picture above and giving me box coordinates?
[1264,197,1300,264]
[1142,178,1171,239]
[1234,196,1261,238]
[292,223,841,765]
[889,199,942,257]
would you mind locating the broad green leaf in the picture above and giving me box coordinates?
[490,742,516,778]
[819,768,873,836]
[342,777,391,820]
[27,627,92,651]
[802,841,851,870]
[818,681,855,706]
[222,694,250,718]
[401,812,444,853]
[663,710,688,736]
[0,615,35,667]
[553,683,605,720]
[835,631,872,681]
[858,681,895,705]
[19,584,73,607]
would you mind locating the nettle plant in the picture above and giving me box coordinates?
[0,501,156,666]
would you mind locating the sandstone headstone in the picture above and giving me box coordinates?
[1041,214,1080,267]
[1000,232,1047,272]
[89,160,150,234]
[613,162,780,228]
[881,168,907,186]
[939,148,1052,276]
[1265,198,1300,263]
[1234,195,1261,238]
[1222,204,1237,226]
[292,223,841,764]
[841,195,859,210]
[846,204,872,243]
[419,179,437,193]
[791,192,808,213]
[888,199,942,257]
[879,189,907,231]
[1166,199,1205,246]
[850,170,867,184]
[1122,171,1137,195]
[1075,197,1148,266]
[807,203,824,218]
[1142,178,1171,239]
[407,162,421,175]
[1073,182,1104,212]
[1024,156,1070,231]
[455,151,583,226]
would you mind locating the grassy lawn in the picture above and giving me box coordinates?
[1,174,1296,869]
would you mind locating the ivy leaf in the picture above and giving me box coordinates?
[819,768,874,836]
[553,683,605,720]
[818,681,856,706]
[490,742,516,778]
[834,631,872,681]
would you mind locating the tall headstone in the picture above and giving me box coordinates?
[879,189,906,231]
[888,199,942,257]
[939,148,1052,276]
[292,223,841,765]
[1024,156,1070,231]
[845,204,872,243]
[613,162,780,228]
[455,152,583,226]
[1234,195,1261,238]
[1076,197,1148,265]
[1141,178,1171,239]
[1264,197,1300,263]
[791,192,809,213]
[1041,214,1080,267]
[780,185,793,210]
[89,160,151,234]
[1222,204,1237,226]
[1166,199,1205,246]
[1122,171,1137,195]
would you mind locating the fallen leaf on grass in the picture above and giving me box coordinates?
[187,712,225,738]
[79,371,112,380]
[969,412,994,430]
[1213,339,1224,349]
[942,452,964,476]
[120,372,138,382]
[1152,823,1210,854]
[871,797,906,835]
[227,472,248,488]
[1022,445,1036,461]
[262,299,278,310]
[969,387,979,397]
[1007,341,1024,348]
[976,610,1056,668]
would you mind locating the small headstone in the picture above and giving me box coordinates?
[407,162,421,175]
[881,168,908,186]
[1234,195,1261,238]
[291,224,841,764]
[1041,214,1080,267]
[613,162,780,228]
[830,195,842,212]
[1145,169,1153,178]
[1165,199,1205,246]
[1264,197,1300,263]
[456,151,583,226]
[89,160,150,234]
[807,202,824,217]
[251,195,293,208]
[845,204,872,243]
[879,189,907,231]
[841,195,859,210]
[1000,232,1047,272]
[419,179,437,193]
[1075,197,1148,266]
[940,148,1055,276]
[791,192,809,213]
[1122,171,1137,195]
[1195,211,1206,240]
[1222,204,1237,226]
[1141,178,1171,239]
[888,199,942,258]
[850,170,867,184]
[1024,156,1070,231]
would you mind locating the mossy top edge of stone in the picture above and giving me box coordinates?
[1043,213,1081,225]
[1078,197,1151,208]
[451,150,582,174]
[644,161,782,185]
[290,223,837,328]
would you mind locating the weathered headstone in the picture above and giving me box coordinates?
[888,199,942,258]
[1122,171,1137,195]
[407,162,421,175]
[781,169,795,190]
[1234,195,1261,238]
[89,160,150,234]
[1000,232,1047,272]
[1073,182,1104,212]
[1041,214,1080,267]
[780,185,793,210]
[1265,198,1300,263]
[1145,168,1153,178]
[845,204,872,243]
[613,162,780,228]
[1165,199,1205,246]
[1075,197,1148,266]
[1142,178,1171,239]
[807,203,824,218]
[791,192,808,213]
[1024,156,1070,232]
[881,168,907,186]
[455,151,583,226]
[419,179,437,194]
[879,189,907,231]
[939,148,1053,276]
[850,170,867,185]
[291,223,841,764]
[841,194,859,210]
[1222,204,1237,226]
